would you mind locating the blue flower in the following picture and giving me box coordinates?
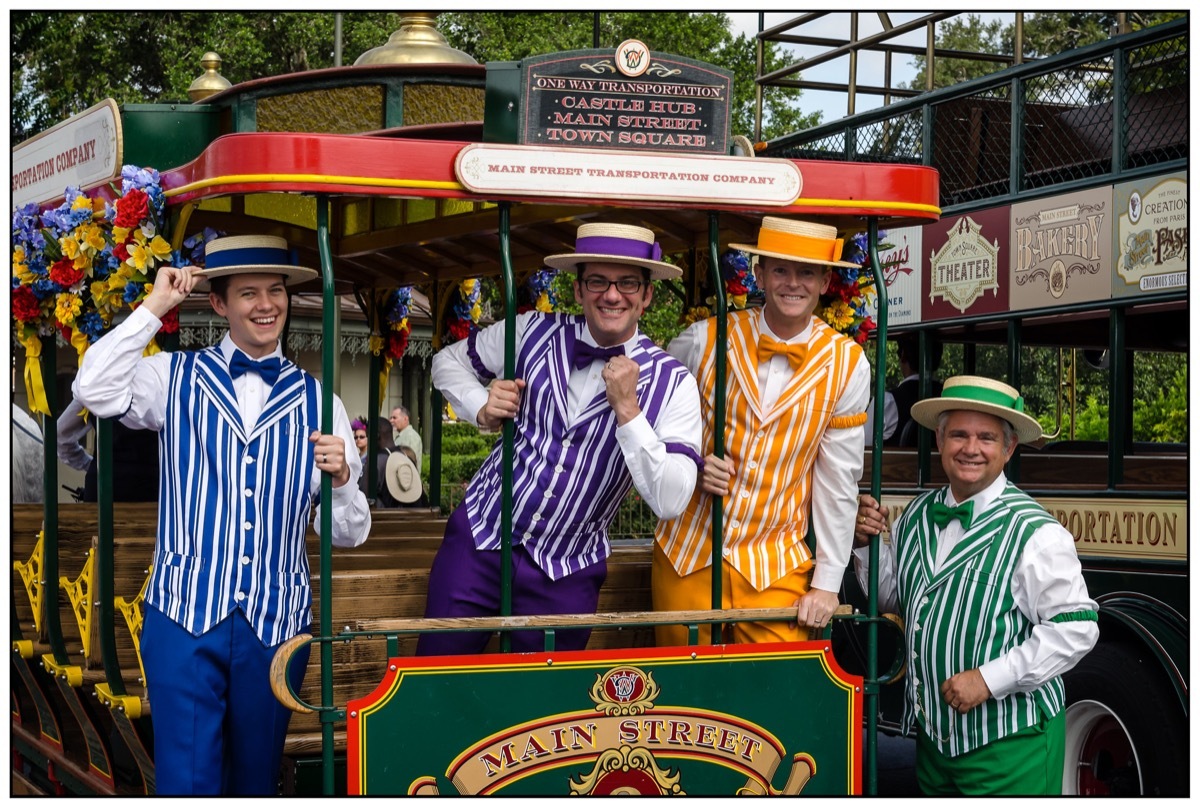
[31,278,61,300]
[76,311,105,341]
[123,281,143,304]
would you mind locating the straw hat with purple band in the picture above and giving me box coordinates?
[191,235,317,291]
[543,223,681,280]
[729,216,860,269]
[910,375,1044,445]
[384,450,423,504]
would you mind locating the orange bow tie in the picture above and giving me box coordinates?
[757,335,808,369]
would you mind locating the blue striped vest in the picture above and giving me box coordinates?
[464,313,692,580]
[894,484,1064,756]
[148,346,319,646]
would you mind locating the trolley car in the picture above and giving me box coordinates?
[11,37,938,796]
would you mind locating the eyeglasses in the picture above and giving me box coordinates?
[354,433,367,440]
[580,276,645,294]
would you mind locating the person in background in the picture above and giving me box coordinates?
[654,217,868,646]
[371,416,400,508]
[13,404,44,504]
[865,333,944,447]
[420,222,702,656]
[352,417,370,492]
[72,234,370,795]
[853,376,1097,795]
[389,404,423,471]
[57,395,159,502]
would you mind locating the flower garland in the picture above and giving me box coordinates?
[443,277,482,345]
[679,249,762,327]
[366,286,413,395]
[817,231,880,345]
[519,268,558,314]
[12,165,184,414]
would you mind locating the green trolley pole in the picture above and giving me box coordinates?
[707,213,726,643]
[316,197,337,795]
[497,203,517,651]
[865,217,887,796]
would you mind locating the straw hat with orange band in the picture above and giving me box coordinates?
[729,216,860,269]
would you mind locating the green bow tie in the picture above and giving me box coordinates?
[931,499,974,530]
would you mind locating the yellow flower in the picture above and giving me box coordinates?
[71,195,93,213]
[61,234,82,260]
[469,303,482,322]
[461,279,477,295]
[55,293,82,326]
[127,242,149,271]
[821,300,855,332]
[148,235,172,262]
[82,224,107,252]
[112,226,131,244]
[535,291,552,313]
[369,335,385,355]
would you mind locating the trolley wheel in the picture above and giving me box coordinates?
[1062,642,1187,796]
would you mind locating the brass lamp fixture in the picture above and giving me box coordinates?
[187,52,233,102]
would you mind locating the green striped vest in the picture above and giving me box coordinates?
[894,484,1064,757]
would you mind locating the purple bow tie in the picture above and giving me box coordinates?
[229,351,282,386]
[571,342,624,370]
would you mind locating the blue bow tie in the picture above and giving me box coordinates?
[930,499,974,530]
[229,351,282,387]
[571,342,624,370]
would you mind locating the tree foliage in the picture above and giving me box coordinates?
[12,11,816,144]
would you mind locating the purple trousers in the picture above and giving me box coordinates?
[416,504,607,656]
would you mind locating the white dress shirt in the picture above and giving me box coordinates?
[433,312,702,520]
[72,305,369,546]
[854,473,1099,699]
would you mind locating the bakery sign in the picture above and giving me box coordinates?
[347,643,861,796]
[517,41,733,155]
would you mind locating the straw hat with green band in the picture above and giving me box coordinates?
[910,375,1044,444]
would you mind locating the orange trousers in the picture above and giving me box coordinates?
[650,541,815,647]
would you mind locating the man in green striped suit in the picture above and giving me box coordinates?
[853,376,1098,795]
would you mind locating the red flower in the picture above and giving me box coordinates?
[114,189,149,228]
[49,257,85,288]
[59,322,73,342]
[158,306,180,334]
[113,241,131,263]
[726,279,748,295]
[386,327,410,359]
[12,286,41,322]
[448,319,471,341]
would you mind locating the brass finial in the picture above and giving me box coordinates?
[188,52,232,102]
[354,12,478,66]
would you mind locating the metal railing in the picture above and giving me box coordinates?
[761,19,1187,213]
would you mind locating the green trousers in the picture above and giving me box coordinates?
[916,710,1066,795]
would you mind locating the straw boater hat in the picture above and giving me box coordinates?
[191,235,318,291]
[384,450,423,504]
[910,375,1044,445]
[729,216,861,269]
[543,223,681,280]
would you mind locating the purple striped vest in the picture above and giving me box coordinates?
[464,314,691,580]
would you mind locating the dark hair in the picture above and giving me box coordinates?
[898,333,942,373]
[207,272,290,301]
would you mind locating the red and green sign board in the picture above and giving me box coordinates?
[347,642,861,796]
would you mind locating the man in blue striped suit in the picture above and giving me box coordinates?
[419,223,702,656]
[853,376,1097,794]
[74,235,371,795]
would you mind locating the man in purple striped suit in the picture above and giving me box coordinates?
[419,223,702,655]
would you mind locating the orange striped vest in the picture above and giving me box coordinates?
[654,309,864,591]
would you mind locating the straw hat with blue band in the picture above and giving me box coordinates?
[543,223,681,280]
[191,235,318,290]
[729,216,861,269]
[910,375,1044,445]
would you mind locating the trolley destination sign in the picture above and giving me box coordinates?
[515,42,733,155]
[347,642,861,796]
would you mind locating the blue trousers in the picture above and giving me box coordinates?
[416,504,607,656]
[141,606,310,795]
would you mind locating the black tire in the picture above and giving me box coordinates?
[1062,641,1188,796]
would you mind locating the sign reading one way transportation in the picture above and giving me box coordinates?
[347,642,861,796]
[12,99,123,208]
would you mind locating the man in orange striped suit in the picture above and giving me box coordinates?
[654,217,869,646]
